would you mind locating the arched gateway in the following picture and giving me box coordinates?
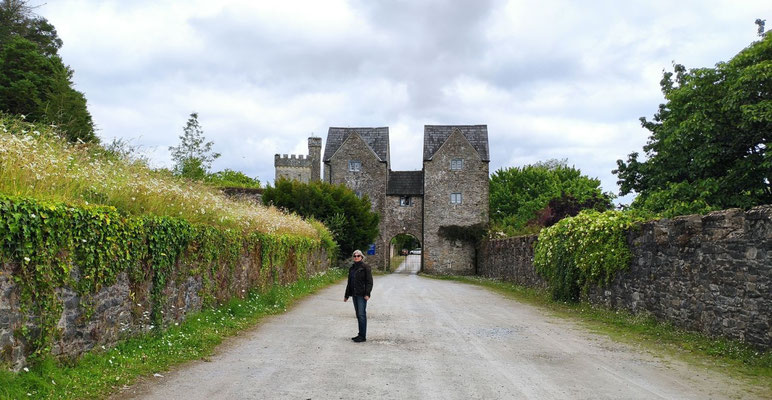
[277,125,489,275]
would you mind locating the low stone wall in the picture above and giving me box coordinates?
[477,235,545,289]
[0,247,329,370]
[477,206,771,350]
[220,187,263,204]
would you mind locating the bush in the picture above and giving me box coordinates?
[533,210,642,302]
[261,179,379,258]
[206,169,261,189]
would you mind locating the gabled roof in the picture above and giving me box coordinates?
[423,125,489,161]
[386,171,424,196]
[323,127,389,162]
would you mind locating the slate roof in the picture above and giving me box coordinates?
[323,127,389,162]
[386,171,424,196]
[423,125,489,161]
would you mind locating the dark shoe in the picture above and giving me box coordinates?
[353,336,366,343]
[351,336,360,341]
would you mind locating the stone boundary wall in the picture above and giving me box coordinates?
[587,206,770,349]
[0,247,329,370]
[477,206,771,350]
[477,235,545,289]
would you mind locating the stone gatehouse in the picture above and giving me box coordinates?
[277,125,489,274]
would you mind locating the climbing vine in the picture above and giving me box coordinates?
[0,195,335,360]
[533,210,642,302]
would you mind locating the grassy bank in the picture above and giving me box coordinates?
[0,113,321,239]
[427,275,772,394]
[0,268,347,399]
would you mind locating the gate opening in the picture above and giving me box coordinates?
[389,233,421,274]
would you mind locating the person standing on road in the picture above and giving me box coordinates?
[344,249,373,343]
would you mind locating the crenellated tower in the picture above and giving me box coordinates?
[274,137,322,183]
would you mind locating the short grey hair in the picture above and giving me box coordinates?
[352,249,364,260]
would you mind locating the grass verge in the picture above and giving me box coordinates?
[425,275,772,394]
[0,268,347,399]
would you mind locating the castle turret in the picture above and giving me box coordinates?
[308,137,322,182]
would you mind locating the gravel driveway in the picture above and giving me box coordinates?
[120,272,759,399]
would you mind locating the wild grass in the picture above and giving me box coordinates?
[0,268,347,399]
[427,275,772,394]
[0,113,319,239]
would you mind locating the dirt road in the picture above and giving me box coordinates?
[122,270,759,399]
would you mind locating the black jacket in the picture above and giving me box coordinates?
[345,261,373,298]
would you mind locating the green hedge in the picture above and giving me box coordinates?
[533,210,642,302]
[0,195,332,360]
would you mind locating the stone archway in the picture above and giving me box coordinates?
[388,233,421,274]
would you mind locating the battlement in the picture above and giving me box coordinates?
[275,153,313,168]
[308,137,322,147]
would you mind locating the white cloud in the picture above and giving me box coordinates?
[37,0,770,198]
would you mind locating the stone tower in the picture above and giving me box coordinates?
[274,137,322,183]
[316,124,489,273]
[308,137,322,181]
[422,125,489,275]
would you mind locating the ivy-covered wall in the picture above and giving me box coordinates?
[477,206,771,350]
[0,196,332,370]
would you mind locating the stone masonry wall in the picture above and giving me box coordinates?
[275,154,313,183]
[325,133,388,269]
[379,194,423,270]
[0,247,329,370]
[478,235,546,289]
[477,206,771,349]
[423,131,489,275]
[586,206,771,349]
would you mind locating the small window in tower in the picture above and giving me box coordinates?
[349,160,362,172]
[355,191,362,199]
[450,192,462,204]
[450,159,463,170]
[400,196,411,206]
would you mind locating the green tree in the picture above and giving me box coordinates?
[262,179,379,258]
[490,159,612,235]
[169,113,220,180]
[614,33,771,215]
[0,1,95,142]
[0,0,62,57]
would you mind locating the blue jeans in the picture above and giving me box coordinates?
[352,296,367,339]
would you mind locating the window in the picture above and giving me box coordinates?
[450,192,462,204]
[355,190,362,199]
[349,160,361,172]
[450,159,463,170]
[400,196,411,206]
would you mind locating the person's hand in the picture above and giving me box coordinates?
[344,297,348,302]
[364,296,370,301]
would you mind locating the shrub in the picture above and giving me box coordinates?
[533,210,642,302]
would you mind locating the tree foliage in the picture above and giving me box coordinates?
[205,169,261,189]
[615,33,772,215]
[490,159,612,236]
[169,113,220,179]
[262,179,379,258]
[0,0,96,142]
[390,233,420,253]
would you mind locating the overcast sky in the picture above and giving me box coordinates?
[40,0,769,203]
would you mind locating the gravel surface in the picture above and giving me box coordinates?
[120,265,760,399]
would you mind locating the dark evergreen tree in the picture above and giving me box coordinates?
[0,0,96,142]
[262,179,379,258]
